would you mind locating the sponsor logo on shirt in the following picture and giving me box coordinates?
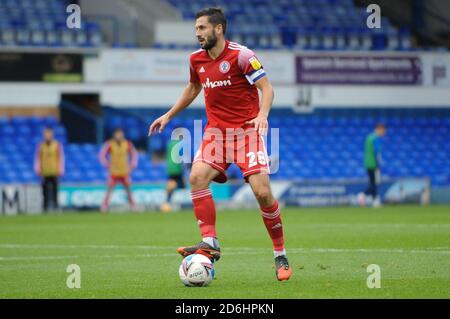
[202,77,232,89]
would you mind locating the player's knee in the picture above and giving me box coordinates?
[189,172,208,189]
[167,180,176,191]
[254,187,272,205]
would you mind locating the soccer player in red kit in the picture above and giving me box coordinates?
[149,7,291,281]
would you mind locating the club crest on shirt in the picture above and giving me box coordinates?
[219,61,230,74]
[249,56,262,70]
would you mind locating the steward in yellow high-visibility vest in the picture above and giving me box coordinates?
[34,127,65,212]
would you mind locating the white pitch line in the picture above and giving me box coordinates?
[1,243,449,250]
[0,244,449,261]
[0,243,449,254]
[1,247,449,262]
[2,224,448,230]
[286,248,450,254]
[0,256,78,261]
[0,244,173,250]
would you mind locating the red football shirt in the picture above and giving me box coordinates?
[189,40,267,133]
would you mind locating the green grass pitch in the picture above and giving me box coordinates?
[0,205,449,298]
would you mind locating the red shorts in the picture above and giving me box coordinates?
[108,175,131,187]
[193,126,270,183]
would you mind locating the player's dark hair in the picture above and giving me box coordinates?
[114,127,123,134]
[376,123,386,130]
[195,7,227,35]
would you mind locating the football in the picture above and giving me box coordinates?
[179,254,215,287]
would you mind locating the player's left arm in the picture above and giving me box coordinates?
[239,48,274,136]
[251,76,274,136]
[33,144,42,176]
[129,141,138,170]
[374,137,383,168]
[58,142,65,176]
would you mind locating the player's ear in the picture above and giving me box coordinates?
[216,24,224,36]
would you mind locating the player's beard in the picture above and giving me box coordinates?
[200,30,218,51]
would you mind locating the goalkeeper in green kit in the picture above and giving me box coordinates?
[160,128,186,212]
[358,123,386,208]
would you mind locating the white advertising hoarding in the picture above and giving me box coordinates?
[421,53,450,87]
[0,49,449,109]
[102,49,190,83]
[100,49,296,85]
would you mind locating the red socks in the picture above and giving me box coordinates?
[191,189,217,238]
[260,200,285,252]
[191,189,284,253]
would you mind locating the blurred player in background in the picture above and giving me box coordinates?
[359,123,386,207]
[160,128,186,213]
[149,7,291,281]
[99,128,138,212]
[34,127,65,212]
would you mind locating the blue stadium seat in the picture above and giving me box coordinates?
[1,111,449,185]
[163,0,412,51]
[0,0,102,48]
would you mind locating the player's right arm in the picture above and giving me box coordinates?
[149,55,202,135]
[148,81,202,135]
[98,141,111,168]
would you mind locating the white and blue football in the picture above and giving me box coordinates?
[179,254,215,287]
